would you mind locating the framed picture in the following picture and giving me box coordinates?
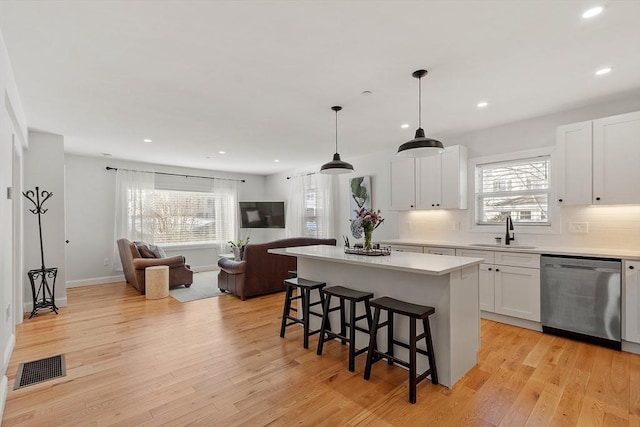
[349,176,371,220]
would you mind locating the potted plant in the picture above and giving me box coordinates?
[227,234,250,260]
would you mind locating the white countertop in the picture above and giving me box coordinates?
[378,239,640,260]
[269,245,483,276]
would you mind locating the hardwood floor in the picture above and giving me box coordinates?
[3,282,640,426]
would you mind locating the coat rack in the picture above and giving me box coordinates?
[23,186,58,318]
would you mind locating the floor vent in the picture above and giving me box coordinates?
[14,354,66,390]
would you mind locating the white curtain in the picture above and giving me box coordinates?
[112,169,155,269]
[211,178,239,252]
[286,173,335,238]
[286,176,305,237]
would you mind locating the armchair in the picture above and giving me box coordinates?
[117,238,193,294]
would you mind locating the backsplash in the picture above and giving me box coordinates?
[399,205,640,251]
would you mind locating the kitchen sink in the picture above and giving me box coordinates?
[469,243,537,249]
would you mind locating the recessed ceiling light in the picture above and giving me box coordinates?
[219,151,226,154]
[361,90,372,96]
[595,67,612,76]
[401,124,410,129]
[477,101,489,108]
[143,138,152,143]
[274,159,280,163]
[582,6,603,19]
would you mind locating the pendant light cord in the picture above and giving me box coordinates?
[418,75,422,129]
[335,109,339,153]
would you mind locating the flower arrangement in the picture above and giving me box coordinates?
[350,207,384,251]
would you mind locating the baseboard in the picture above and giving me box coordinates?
[622,340,640,355]
[65,266,218,288]
[193,265,218,273]
[66,274,125,288]
[0,375,7,423]
[480,311,542,332]
[23,296,68,315]
[4,333,15,375]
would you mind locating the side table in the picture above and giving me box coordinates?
[145,265,169,299]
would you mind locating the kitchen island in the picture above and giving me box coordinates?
[269,245,483,388]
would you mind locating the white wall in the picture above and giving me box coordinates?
[23,132,67,308]
[266,91,640,252]
[64,154,268,287]
[0,25,27,422]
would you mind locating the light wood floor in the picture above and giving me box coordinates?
[3,282,640,426]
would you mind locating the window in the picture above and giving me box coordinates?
[128,188,235,245]
[303,186,321,237]
[476,156,550,225]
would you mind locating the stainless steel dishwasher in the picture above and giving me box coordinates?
[540,255,621,350]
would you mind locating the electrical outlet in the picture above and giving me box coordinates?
[103,258,110,266]
[6,304,11,321]
[569,222,589,233]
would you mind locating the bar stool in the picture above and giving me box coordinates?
[363,296,438,404]
[316,285,374,372]
[280,277,328,349]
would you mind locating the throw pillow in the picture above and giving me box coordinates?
[148,244,167,258]
[135,243,156,258]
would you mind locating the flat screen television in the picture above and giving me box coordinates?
[239,201,286,228]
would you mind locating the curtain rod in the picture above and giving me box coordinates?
[105,166,245,183]
[286,172,318,180]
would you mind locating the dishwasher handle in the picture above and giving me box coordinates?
[545,263,620,273]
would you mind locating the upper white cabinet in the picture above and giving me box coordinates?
[556,111,640,206]
[390,145,468,211]
[417,145,468,210]
[556,120,593,205]
[593,112,640,205]
[624,260,640,344]
[390,157,416,210]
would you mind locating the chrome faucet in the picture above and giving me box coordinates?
[505,216,515,245]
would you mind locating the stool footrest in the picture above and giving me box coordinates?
[391,339,430,357]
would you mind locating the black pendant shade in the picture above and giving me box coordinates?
[397,69,444,157]
[320,106,354,174]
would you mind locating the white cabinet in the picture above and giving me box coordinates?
[593,111,640,205]
[479,264,495,312]
[390,145,468,211]
[494,265,541,322]
[556,111,640,206]
[424,246,456,256]
[390,158,416,210]
[388,244,423,253]
[416,145,468,210]
[624,260,640,344]
[556,121,592,205]
[457,249,541,322]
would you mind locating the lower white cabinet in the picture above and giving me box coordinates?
[457,249,541,322]
[388,244,423,253]
[624,260,640,344]
[493,265,541,322]
[424,247,456,256]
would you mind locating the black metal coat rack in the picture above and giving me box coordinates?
[23,186,58,318]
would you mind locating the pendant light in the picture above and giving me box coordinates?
[320,105,354,174]
[397,69,444,157]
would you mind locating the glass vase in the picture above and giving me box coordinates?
[364,228,373,251]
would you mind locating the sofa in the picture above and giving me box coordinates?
[117,238,194,294]
[217,237,337,300]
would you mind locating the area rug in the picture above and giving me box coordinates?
[169,270,225,302]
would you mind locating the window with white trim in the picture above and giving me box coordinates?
[129,187,236,245]
[476,156,550,226]
[304,186,322,237]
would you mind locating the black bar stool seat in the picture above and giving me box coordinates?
[280,277,328,349]
[363,296,438,404]
[316,285,374,372]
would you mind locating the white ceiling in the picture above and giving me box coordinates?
[1,0,639,175]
